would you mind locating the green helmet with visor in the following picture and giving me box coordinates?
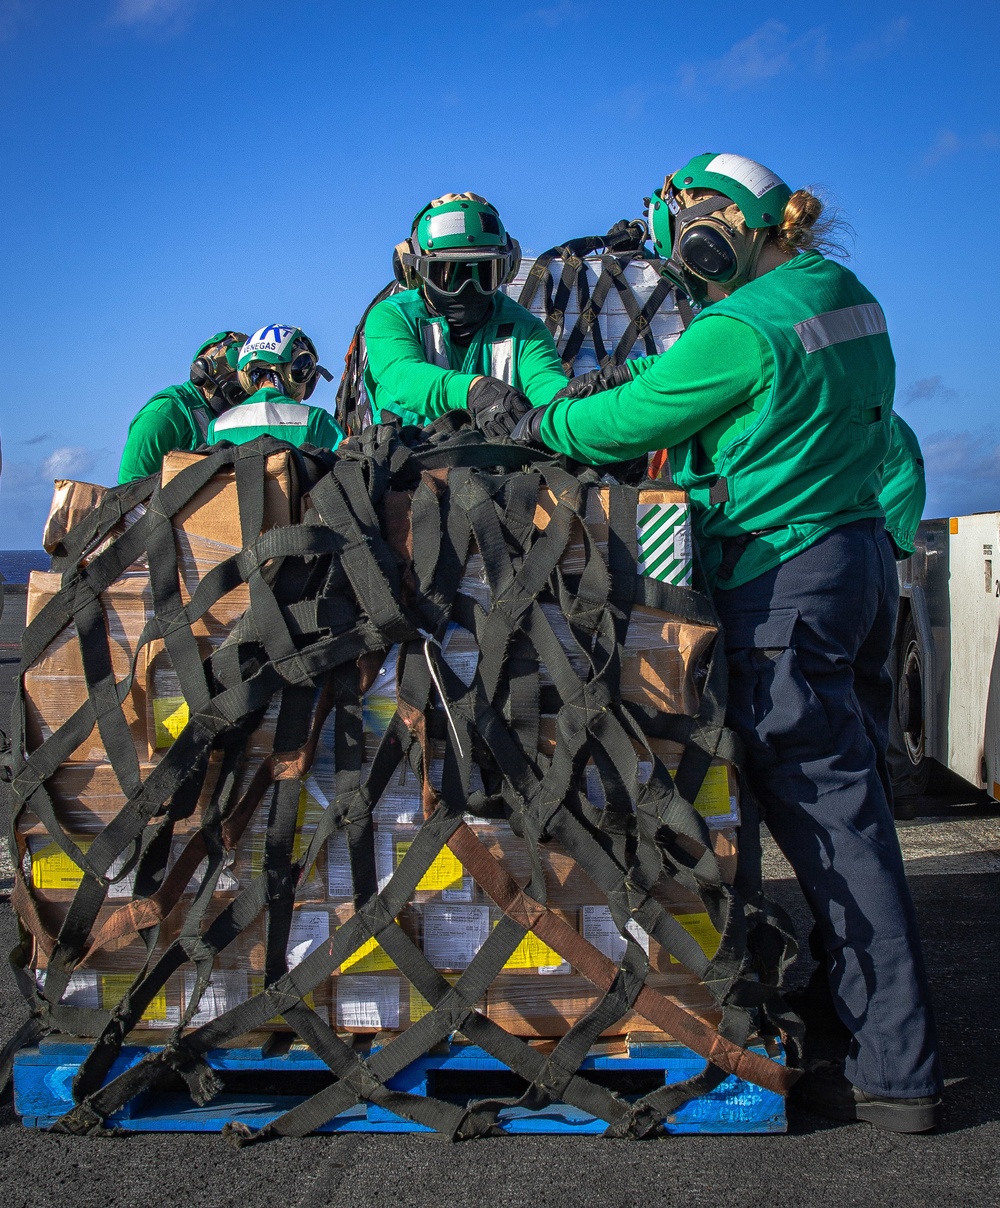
[393,193,521,296]
[648,153,792,304]
[236,325,331,402]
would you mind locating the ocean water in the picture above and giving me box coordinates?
[0,550,50,584]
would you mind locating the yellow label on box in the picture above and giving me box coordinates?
[409,976,458,1022]
[502,930,567,971]
[669,912,722,963]
[153,696,189,748]
[250,976,315,1022]
[100,975,168,1021]
[32,840,91,890]
[395,841,465,893]
[340,933,396,973]
[668,763,733,818]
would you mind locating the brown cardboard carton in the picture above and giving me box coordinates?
[41,480,108,554]
[23,571,149,761]
[161,448,297,548]
[486,971,719,1038]
[16,759,228,837]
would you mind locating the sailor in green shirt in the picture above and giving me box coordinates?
[880,413,926,558]
[118,331,248,482]
[207,325,343,450]
[510,154,942,1131]
[363,193,568,435]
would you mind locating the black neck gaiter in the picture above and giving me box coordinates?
[422,282,496,344]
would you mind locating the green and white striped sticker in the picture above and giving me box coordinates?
[636,502,693,587]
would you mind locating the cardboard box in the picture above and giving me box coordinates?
[23,571,149,761]
[331,971,485,1033]
[485,971,719,1038]
[161,449,298,549]
[41,480,108,555]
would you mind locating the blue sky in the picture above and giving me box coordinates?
[2,0,998,547]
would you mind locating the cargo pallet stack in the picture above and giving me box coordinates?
[3,429,797,1139]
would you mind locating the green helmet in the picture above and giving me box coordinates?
[393,193,521,295]
[648,153,793,303]
[237,325,329,402]
[189,331,248,410]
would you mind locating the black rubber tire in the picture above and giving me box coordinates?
[890,611,930,806]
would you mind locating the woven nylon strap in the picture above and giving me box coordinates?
[3,426,800,1141]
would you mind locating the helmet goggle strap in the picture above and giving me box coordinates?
[403,251,510,296]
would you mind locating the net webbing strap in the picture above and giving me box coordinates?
[4,427,799,1140]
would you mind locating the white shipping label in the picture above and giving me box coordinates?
[286,910,330,969]
[191,853,239,895]
[328,831,393,897]
[105,852,137,900]
[375,830,394,892]
[582,905,650,964]
[336,975,399,1029]
[328,831,353,899]
[442,877,474,904]
[184,970,249,1025]
[704,154,785,200]
[422,904,491,969]
[37,969,99,1009]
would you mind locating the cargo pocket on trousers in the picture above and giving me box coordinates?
[722,607,833,763]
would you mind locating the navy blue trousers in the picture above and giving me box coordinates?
[715,518,942,1097]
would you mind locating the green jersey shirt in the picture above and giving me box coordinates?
[363,289,568,428]
[118,379,216,483]
[541,252,894,588]
[206,388,344,450]
[880,413,925,558]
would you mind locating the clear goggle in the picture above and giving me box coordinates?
[413,254,510,296]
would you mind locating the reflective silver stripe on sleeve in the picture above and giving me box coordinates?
[211,401,310,430]
[489,338,514,385]
[794,302,887,353]
[421,321,450,368]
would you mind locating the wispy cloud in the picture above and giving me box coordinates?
[40,447,103,480]
[521,0,584,27]
[849,17,909,62]
[921,129,961,169]
[919,127,999,170]
[678,21,827,93]
[902,375,958,406]
[110,0,196,27]
[922,429,1000,517]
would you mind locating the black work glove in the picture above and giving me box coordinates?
[552,363,633,402]
[509,404,549,449]
[467,376,533,439]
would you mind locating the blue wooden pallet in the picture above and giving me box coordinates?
[14,1033,786,1135]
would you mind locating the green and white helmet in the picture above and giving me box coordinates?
[237,326,329,402]
[393,193,521,296]
[648,153,793,303]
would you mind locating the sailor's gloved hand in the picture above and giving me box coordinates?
[467,376,533,439]
[551,363,633,402]
[509,404,549,449]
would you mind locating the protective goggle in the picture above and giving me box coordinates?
[411,254,511,296]
[288,350,318,384]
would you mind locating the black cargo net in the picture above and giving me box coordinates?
[2,430,799,1141]
[514,225,693,375]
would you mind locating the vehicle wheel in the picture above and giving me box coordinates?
[890,612,929,808]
